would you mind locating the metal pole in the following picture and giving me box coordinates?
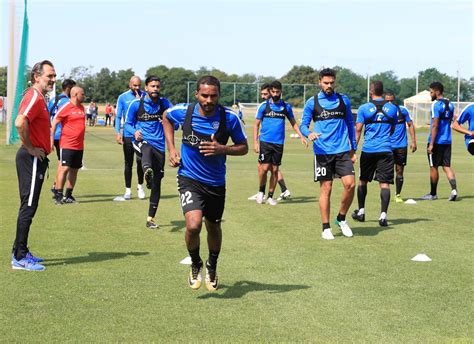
[366,73,370,102]
[233,83,236,105]
[456,70,461,114]
[6,0,16,144]
[187,81,190,103]
[256,83,259,103]
[303,84,306,106]
[415,73,419,127]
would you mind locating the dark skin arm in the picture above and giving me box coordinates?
[427,118,439,154]
[162,110,181,167]
[199,136,248,156]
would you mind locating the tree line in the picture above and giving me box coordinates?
[0,65,472,108]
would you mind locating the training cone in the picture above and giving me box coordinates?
[411,254,432,262]
[180,256,192,265]
[405,199,417,204]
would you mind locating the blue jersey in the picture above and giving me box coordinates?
[48,94,70,140]
[457,103,474,148]
[391,105,412,149]
[256,99,294,145]
[115,89,146,138]
[300,92,357,155]
[428,98,454,145]
[125,95,172,152]
[166,103,247,186]
[357,99,398,153]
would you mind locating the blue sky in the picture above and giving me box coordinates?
[1,0,473,80]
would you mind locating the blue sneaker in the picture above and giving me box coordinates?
[26,252,44,263]
[12,257,45,271]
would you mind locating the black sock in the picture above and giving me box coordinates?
[57,189,64,199]
[322,223,330,231]
[188,247,202,266]
[278,179,287,193]
[268,191,274,199]
[357,184,367,210]
[337,213,346,222]
[395,175,403,195]
[148,202,158,218]
[207,251,219,270]
[66,188,73,198]
[259,185,266,194]
[430,182,437,196]
[380,188,391,213]
[449,179,457,190]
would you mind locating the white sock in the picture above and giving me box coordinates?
[137,184,143,190]
[358,208,365,215]
[125,188,131,194]
[380,212,387,220]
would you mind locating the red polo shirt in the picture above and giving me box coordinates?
[18,87,51,154]
[55,102,86,150]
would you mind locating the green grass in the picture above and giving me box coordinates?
[0,119,472,343]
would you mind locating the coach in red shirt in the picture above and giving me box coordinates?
[12,60,56,271]
[51,86,86,204]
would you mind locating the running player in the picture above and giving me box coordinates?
[48,79,76,198]
[385,92,417,203]
[12,60,56,271]
[421,82,458,201]
[115,76,146,200]
[352,81,398,227]
[248,83,292,201]
[452,103,474,155]
[253,80,307,205]
[162,75,248,291]
[300,68,357,240]
[125,76,172,229]
[50,87,86,204]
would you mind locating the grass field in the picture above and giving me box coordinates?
[0,117,472,343]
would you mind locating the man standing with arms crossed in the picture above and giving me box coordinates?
[125,76,172,229]
[421,82,458,201]
[12,60,56,271]
[384,92,417,202]
[115,76,146,200]
[352,81,398,227]
[300,68,357,240]
[253,80,307,205]
[163,76,248,291]
[50,87,86,204]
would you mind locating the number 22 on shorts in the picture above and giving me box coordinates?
[180,191,193,206]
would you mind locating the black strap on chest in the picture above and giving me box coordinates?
[312,93,346,122]
[49,94,67,117]
[262,99,289,120]
[438,99,453,121]
[395,104,406,125]
[182,103,229,148]
[136,96,165,122]
[365,100,392,124]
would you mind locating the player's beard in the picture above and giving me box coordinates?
[271,95,281,102]
[149,91,160,101]
[431,95,436,101]
[324,88,334,96]
[202,104,215,113]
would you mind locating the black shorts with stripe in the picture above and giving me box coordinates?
[60,148,83,169]
[359,151,394,184]
[427,143,451,167]
[258,141,284,165]
[313,151,355,181]
[392,147,408,166]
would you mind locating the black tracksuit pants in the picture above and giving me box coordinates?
[13,147,49,260]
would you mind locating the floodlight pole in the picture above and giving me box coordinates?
[6,0,16,144]
[186,81,190,103]
[415,72,419,127]
[456,70,461,114]
[256,83,259,103]
[233,83,236,105]
[366,73,370,102]
[303,84,306,106]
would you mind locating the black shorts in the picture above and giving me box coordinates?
[427,143,451,167]
[259,141,284,165]
[86,114,92,120]
[360,151,394,184]
[314,151,355,181]
[392,147,408,166]
[60,148,83,169]
[468,140,474,156]
[177,175,226,223]
[54,139,60,161]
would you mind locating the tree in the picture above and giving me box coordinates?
[0,67,7,95]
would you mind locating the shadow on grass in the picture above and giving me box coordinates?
[280,196,316,204]
[162,220,186,232]
[77,193,177,204]
[351,217,431,236]
[197,280,310,299]
[43,251,149,267]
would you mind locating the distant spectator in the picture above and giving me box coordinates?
[104,102,113,126]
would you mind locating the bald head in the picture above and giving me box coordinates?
[70,86,85,104]
[129,75,142,96]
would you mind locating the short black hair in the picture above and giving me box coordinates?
[30,60,54,83]
[145,75,161,85]
[61,79,76,91]
[319,68,336,80]
[385,91,395,98]
[196,75,220,93]
[269,80,282,90]
[429,81,444,94]
[260,83,270,91]
[371,80,384,96]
